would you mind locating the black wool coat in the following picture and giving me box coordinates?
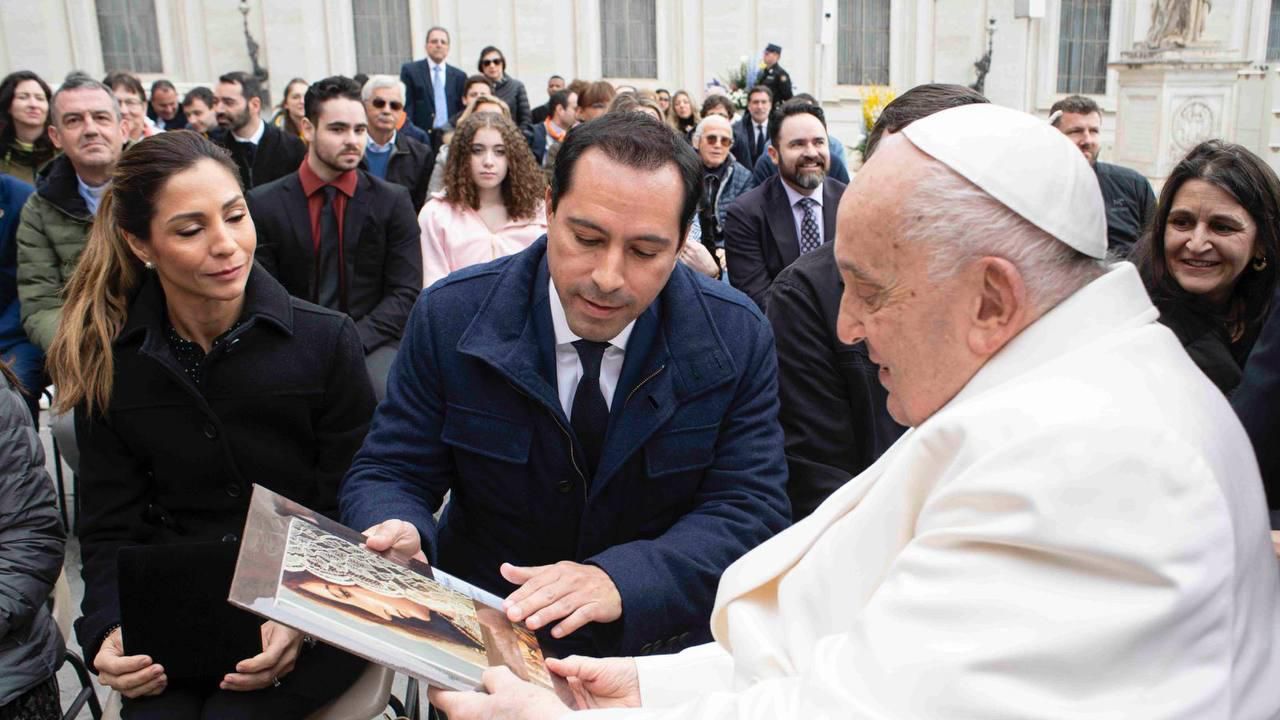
[211,122,307,190]
[74,267,375,667]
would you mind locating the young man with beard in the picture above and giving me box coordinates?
[247,76,422,401]
[1050,94,1155,259]
[723,101,845,310]
[212,71,306,189]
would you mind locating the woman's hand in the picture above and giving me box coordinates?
[680,241,721,279]
[95,628,168,698]
[221,621,304,691]
[547,655,642,710]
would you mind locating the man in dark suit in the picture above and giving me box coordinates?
[247,76,423,401]
[731,85,772,169]
[399,26,467,144]
[145,79,187,130]
[340,113,790,661]
[757,43,793,111]
[528,89,575,165]
[725,101,845,310]
[212,71,306,189]
[766,84,987,520]
[359,75,433,211]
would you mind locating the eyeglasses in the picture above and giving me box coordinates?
[703,135,733,147]
[481,58,504,67]
[370,98,404,111]
[117,97,144,108]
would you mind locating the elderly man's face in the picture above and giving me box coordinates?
[834,134,979,427]
[697,116,733,169]
[365,86,403,134]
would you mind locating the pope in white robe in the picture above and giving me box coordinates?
[431,103,1280,719]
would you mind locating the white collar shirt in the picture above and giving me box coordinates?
[233,118,266,146]
[548,277,635,417]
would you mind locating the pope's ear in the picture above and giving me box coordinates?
[967,256,1027,357]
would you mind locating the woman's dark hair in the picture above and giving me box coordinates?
[277,77,308,138]
[48,131,241,416]
[1134,139,1280,343]
[700,94,736,120]
[553,112,702,240]
[0,358,21,397]
[103,71,146,101]
[0,70,55,161]
[477,46,506,73]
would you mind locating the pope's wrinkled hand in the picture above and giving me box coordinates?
[428,666,571,720]
[547,655,641,710]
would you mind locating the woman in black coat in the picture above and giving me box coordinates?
[0,359,65,720]
[47,131,374,719]
[1135,140,1280,395]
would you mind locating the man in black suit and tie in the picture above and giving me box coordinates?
[212,71,307,189]
[399,26,467,146]
[247,76,423,401]
[732,86,773,170]
[724,101,845,310]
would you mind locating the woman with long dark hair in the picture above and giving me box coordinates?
[666,90,699,142]
[0,71,55,184]
[271,78,308,142]
[48,131,371,718]
[419,112,546,287]
[1135,139,1280,394]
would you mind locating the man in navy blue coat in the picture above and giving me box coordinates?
[340,113,791,659]
[399,26,466,139]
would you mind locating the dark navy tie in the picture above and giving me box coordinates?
[571,340,610,478]
[316,185,342,310]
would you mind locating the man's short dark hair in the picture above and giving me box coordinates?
[864,84,989,159]
[549,89,573,112]
[304,75,362,124]
[103,71,145,100]
[549,74,565,83]
[552,112,703,240]
[701,94,736,120]
[1049,94,1101,125]
[181,86,214,109]
[52,72,120,124]
[426,26,450,43]
[149,79,176,96]
[769,100,825,149]
[748,85,773,103]
[465,74,495,96]
[218,71,262,104]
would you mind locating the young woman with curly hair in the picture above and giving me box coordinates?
[418,112,547,287]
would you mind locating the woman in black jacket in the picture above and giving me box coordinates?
[0,359,65,720]
[1135,140,1280,395]
[47,130,374,719]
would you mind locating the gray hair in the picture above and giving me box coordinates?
[901,159,1108,313]
[691,115,731,148]
[361,74,406,103]
[52,72,121,125]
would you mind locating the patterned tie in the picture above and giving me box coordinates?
[432,65,448,129]
[798,197,821,254]
[571,340,610,479]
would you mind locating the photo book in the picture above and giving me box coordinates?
[228,485,568,698]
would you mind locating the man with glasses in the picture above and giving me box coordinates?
[400,26,466,147]
[359,75,432,211]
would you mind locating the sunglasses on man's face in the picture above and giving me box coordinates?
[481,58,503,67]
[370,98,404,111]
[703,135,733,147]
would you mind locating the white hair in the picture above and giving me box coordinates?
[900,160,1108,313]
[361,74,406,103]
[691,115,731,148]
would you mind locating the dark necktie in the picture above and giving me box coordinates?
[316,186,342,310]
[570,340,610,479]
[755,125,766,161]
[798,197,820,254]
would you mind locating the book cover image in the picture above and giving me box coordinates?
[229,485,561,695]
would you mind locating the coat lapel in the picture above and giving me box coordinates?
[764,177,801,268]
[342,174,373,285]
[280,176,315,300]
[822,178,841,244]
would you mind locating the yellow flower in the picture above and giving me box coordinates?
[861,85,897,135]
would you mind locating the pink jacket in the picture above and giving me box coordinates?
[418,193,549,287]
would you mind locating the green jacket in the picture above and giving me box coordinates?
[16,155,93,350]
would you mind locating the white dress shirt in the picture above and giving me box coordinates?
[548,278,635,417]
[232,118,266,146]
[781,180,824,250]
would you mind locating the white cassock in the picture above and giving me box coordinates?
[580,263,1280,719]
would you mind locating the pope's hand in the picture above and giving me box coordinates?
[547,655,641,710]
[427,666,570,720]
[501,561,622,639]
[361,519,428,564]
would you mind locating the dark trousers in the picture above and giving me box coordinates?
[122,643,366,720]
